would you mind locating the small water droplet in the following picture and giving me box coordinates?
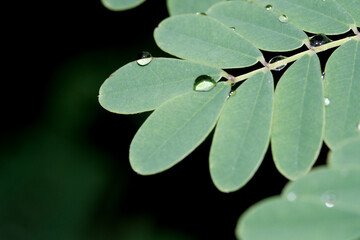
[137,51,153,66]
[321,192,336,208]
[193,75,216,92]
[324,98,330,106]
[321,72,325,79]
[309,34,332,47]
[322,0,326,2]
[269,55,287,71]
[196,12,207,16]
[278,14,288,23]
[230,27,236,31]
[227,90,236,99]
[357,122,360,131]
[265,4,273,11]
[287,192,297,202]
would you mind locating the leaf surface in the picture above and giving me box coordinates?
[271,54,324,180]
[210,71,273,192]
[99,58,224,114]
[166,0,223,15]
[207,1,307,51]
[154,14,263,69]
[328,136,360,169]
[237,167,360,240]
[130,83,230,175]
[252,0,354,34]
[101,0,145,11]
[324,39,360,148]
[334,0,360,26]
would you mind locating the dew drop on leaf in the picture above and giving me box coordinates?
[227,90,236,99]
[321,72,325,79]
[193,75,216,92]
[321,192,336,208]
[309,34,332,47]
[324,98,330,106]
[269,55,287,71]
[286,192,297,202]
[136,51,153,66]
[230,26,236,31]
[265,4,273,11]
[196,12,207,16]
[357,122,360,131]
[278,14,288,23]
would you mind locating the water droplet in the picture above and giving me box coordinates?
[287,192,297,202]
[324,98,330,106]
[136,51,153,66]
[322,0,326,2]
[278,14,288,23]
[309,34,332,47]
[230,27,236,31]
[196,12,207,16]
[227,90,236,99]
[269,55,287,71]
[357,122,360,131]
[193,75,216,92]
[265,4,273,11]
[321,192,336,208]
[321,72,325,79]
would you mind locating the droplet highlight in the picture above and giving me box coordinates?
[309,34,332,47]
[269,55,287,71]
[227,90,236,99]
[137,51,153,66]
[230,27,236,31]
[278,14,288,23]
[287,192,297,202]
[321,72,325,79]
[193,75,216,92]
[357,122,360,131]
[321,192,336,208]
[265,4,273,11]
[324,98,330,106]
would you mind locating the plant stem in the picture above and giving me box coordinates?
[230,35,358,83]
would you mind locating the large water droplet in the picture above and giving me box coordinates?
[309,34,332,47]
[193,75,216,92]
[287,192,297,202]
[321,192,336,208]
[324,98,330,106]
[278,14,288,23]
[269,55,287,71]
[137,51,153,66]
[265,4,273,11]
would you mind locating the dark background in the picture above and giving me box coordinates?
[2,1,332,239]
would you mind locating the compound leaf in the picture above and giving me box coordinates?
[324,39,360,149]
[271,53,324,180]
[130,82,230,175]
[207,1,307,51]
[237,167,360,240]
[252,0,354,34]
[166,0,223,16]
[154,14,263,69]
[98,58,224,114]
[210,71,273,192]
[328,136,360,169]
[101,0,146,11]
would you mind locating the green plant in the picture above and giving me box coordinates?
[98,0,360,239]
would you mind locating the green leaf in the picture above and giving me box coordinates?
[237,167,360,240]
[166,0,223,16]
[335,0,360,27]
[271,53,324,180]
[252,0,354,34]
[98,58,224,114]
[209,71,274,192]
[154,14,263,69]
[207,1,307,51]
[324,39,360,148]
[129,82,230,175]
[100,0,146,11]
[328,136,360,169]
